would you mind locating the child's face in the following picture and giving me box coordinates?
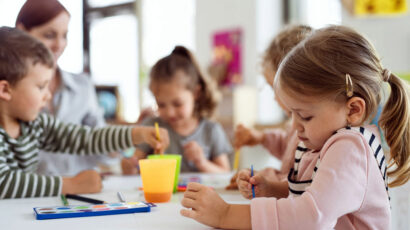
[275,86,348,151]
[25,11,70,61]
[151,79,196,128]
[9,63,53,121]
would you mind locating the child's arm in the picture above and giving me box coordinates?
[183,141,230,173]
[0,160,61,199]
[39,113,169,155]
[180,182,252,229]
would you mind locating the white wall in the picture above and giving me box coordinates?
[195,0,283,169]
[341,7,410,73]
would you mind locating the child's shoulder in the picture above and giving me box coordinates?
[199,118,224,130]
[322,125,381,156]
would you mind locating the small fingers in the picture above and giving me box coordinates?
[180,208,197,219]
[181,197,198,210]
[183,190,197,200]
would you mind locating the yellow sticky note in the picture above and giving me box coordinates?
[355,0,407,15]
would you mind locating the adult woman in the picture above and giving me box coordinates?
[16,0,116,176]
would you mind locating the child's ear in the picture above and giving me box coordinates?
[346,97,366,126]
[0,80,12,101]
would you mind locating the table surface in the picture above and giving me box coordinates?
[1,173,249,230]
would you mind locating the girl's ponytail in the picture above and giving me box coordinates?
[379,72,410,187]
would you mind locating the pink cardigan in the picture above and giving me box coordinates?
[251,125,390,229]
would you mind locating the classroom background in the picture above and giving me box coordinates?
[0,0,409,229]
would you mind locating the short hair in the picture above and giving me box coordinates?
[263,25,313,71]
[0,26,54,85]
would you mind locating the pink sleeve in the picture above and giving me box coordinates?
[251,133,368,230]
[261,129,290,160]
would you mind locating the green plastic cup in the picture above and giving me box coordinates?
[147,154,181,193]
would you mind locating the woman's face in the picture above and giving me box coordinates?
[23,12,70,61]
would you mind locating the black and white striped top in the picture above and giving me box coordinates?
[288,126,389,198]
[0,113,134,199]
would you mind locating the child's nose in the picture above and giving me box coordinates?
[165,107,176,117]
[44,89,52,101]
[291,116,304,132]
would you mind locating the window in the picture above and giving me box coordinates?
[139,0,196,110]
[84,1,139,122]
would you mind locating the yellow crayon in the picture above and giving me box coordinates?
[154,122,161,141]
[233,149,240,171]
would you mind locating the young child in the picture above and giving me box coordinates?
[129,46,232,173]
[0,27,169,199]
[227,25,313,199]
[180,25,409,229]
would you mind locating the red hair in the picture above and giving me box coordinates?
[15,0,69,30]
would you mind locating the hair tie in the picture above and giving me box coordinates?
[382,69,391,82]
[345,73,354,97]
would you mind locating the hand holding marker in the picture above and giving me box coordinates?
[251,165,255,198]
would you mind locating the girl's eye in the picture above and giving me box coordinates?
[43,32,56,39]
[301,116,313,121]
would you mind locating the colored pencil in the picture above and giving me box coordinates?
[154,122,161,141]
[233,150,240,171]
[251,165,255,198]
[154,122,162,155]
[60,194,69,206]
[65,194,105,204]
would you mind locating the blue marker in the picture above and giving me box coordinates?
[251,165,255,198]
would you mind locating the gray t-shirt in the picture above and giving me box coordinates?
[137,117,233,172]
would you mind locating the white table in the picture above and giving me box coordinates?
[1,173,249,230]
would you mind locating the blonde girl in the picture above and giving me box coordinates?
[180,25,409,229]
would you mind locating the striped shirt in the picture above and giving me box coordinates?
[0,113,133,199]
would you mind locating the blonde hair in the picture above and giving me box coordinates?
[150,46,219,119]
[277,25,409,187]
[263,24,313,71]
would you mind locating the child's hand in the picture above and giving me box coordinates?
[180,182,229,228]
[132,126,169,153]
[234,124,264,149]
[183,141,206,167]
[121,149,146,175]
[121,157,139,175]
[236,168,253,199]
[236,168,271,199]
[225,172,239,190]
[62,170,102,194]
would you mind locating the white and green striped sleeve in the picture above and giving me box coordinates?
[0,157,62,199]
[38,113,134,155]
